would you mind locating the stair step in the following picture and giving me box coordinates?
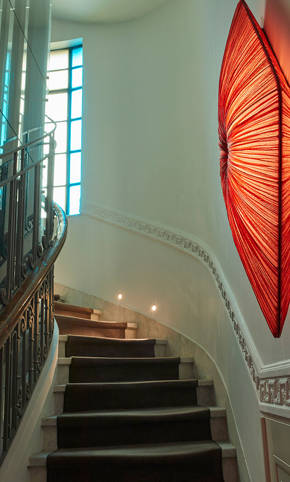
[54,301,101,320]
[42,406,228,452]
[57,356,195,384]
[63,379,198,412]
[55,315,126,338]
[46,441,224,482]
[64,335,161,358]
[68,356,180,382]
[57,406,212,448]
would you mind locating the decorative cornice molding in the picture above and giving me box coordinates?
[84,204,290,410]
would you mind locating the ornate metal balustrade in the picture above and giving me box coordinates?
[0,123,67,463]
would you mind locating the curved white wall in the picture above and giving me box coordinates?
[51,1,290,480]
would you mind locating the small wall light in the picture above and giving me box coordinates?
[117,293,123,301]
[151,304,157,312]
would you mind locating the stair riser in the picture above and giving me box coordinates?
[30,462,236,482]
[28,466,46,482]
[90,313,101,321]
[222,457,240,482]
[124,327,137,339]
[154,342,167,357]
[196,384,216,406]
[59,339,66,358]
[210,416,229,442]
[42,415,228,451]
[65,341,156,358]
[64,384,197,412]
[54,391,65,415]
[58,419,211,448]
[43,426,58,452]
[58,325,126,338]
[56,310,92,320]
[47,459,224,482]
[30,451,237,482]
[69,362,179,383]
[57,360,194,384]
[59,340,166,358]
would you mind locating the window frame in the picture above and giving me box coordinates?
[46,44,83,216]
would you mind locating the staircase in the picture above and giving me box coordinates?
[29,301,239,482]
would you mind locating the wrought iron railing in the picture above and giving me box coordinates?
[0,123,67,462]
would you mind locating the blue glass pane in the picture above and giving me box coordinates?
[71,89,82,119]
[72,67,83,88]
[72,46,83,67]
[70,152,81,184]
[69,184,80,215]
[70,119,82,151]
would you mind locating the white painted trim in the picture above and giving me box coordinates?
[260,403,290,419]
[82,203,290,412]
[260,359,290,378]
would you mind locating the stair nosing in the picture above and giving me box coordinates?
[30,440,235,466]
[42,406,226,427]
[64,378,198,387]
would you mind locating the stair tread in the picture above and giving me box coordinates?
[44,406,227,426]
[66,335,157,344]
[58,356,193,363]
[58,406,210,421]
[48,440,221,462]
[54,301,101,315]
[70,356,180,365]
[31,442,235,465]
[65,378,198,388]
[56,314,127,328]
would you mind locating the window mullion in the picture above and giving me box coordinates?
[66,47,73,215]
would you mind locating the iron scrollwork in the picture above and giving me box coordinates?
[0,267,54,463]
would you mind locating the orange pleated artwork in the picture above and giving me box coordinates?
[218,0,290,337]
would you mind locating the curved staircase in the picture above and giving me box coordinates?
[29,301,239,482]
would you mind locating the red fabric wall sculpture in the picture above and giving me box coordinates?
[218,0,289,337]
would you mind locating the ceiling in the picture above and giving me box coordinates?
[52,0,171,24]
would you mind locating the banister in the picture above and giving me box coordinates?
[0,203,67,348]
[0,115,56,160]
[0,119,67,463]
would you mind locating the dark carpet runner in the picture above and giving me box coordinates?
[48,335,224,482]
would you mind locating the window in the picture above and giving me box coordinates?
[45,45,83,215]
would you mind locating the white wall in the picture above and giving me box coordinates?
[51,1,289,480]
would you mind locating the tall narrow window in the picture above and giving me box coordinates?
[45,45,83,215]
